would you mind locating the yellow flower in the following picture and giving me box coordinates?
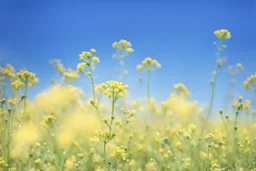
[16,70,39,86]
[175,141,183,151]
[102,81,128,99]
[245,100,251,110]
[137,64,143,71]
[188,124,197,133]
[119,39,128,47]
[173,83,190,97]
[11,79,24,91]
[34,158,41,165]
[49,59,65,73]
[35,142,41,147]
[156,63,161,68]
[0,157,8,167]
[92,57,100,63]
[63,68,79,81]
[90,48,96,54]
[214,29,231,39]
[126,47,134,53]
[112,41,118,48]
[8,97,17,105]
[145,57,152,63]
[137,57,161,72]
[77,62,86,72]
[244,81,250,89]
[129,159,136,167]
[79,51,87,60]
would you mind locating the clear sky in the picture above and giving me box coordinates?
[0,0,255,112]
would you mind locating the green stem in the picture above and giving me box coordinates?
[200,39,224,137]
[145,67,151,124]
[206,145,210,171]
[147,68,150,104]
[23,78,28,119]
[200,67,219,137]
[220,114,229,132]
[103,89,115,164]
[190,144,193,171]
[234,112,239,170]
[103,141,106,158]
[6,107,14,168]
[109,90,115,135]
[89,66,96,104]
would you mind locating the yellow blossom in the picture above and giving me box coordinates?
[214,29,231,39]
[92,57,100,63]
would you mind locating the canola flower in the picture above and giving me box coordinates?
[225,63,243,112]
[137,57,161,123]
[214,29,231,40]
[244,72,256,91]
[78,49,100,110]
[200,29,231,136]
[0,29,256,171]
[112,39,134,81]
[49,59,65,74]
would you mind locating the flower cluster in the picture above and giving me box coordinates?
[227,63,243,85]
[95,83,108,93]
[137,57,161,71]
[173,83,190,97]
[62,68,79,81]
[16,69,39,87]
[111,147,127,160]
[244,72,256,90]
[214,29,231,40]
[0,64,16,81]
[77,48,100,73]
[228,63,243,76]
[233,96,244,111]
[11,79,24,91]
[112,39,134,77]
[49,59,65,73]
[0,157,8,168]
[112,39,134,54]
[103,81,128,99]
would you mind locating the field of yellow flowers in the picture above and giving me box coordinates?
[0,29,256,171]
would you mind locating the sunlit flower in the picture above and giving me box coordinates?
[214,29,231,39]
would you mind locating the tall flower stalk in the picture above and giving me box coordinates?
[77,49,100,110]
[0,66,38,169]
[200,29,231,137]
[137,57,161,123]
[112,39,134,82]
[97,81,134,169]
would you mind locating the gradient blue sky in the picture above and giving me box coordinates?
[0,0,255,112]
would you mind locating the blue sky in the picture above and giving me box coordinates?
[0,0,255,112]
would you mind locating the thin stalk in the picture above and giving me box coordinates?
[23,77,28,119]
[145,66,151,124]
[220,114,229,132]
[206,145,211,171]
[6,107,14,168]
[103,89,115,161]
[234,112,239,170]
[147,68,150,104]
[200,67,219,137]
[89,66,96,103]
[200,39,224,137]
[190,144,193,171]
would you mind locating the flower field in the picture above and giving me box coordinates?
[0,29,256,171]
